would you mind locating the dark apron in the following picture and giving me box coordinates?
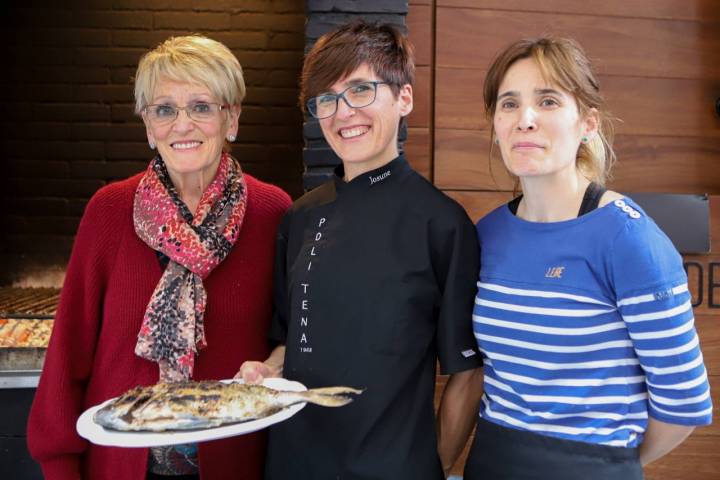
[463,418,643,480]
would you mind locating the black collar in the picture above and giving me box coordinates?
[332,155,411,194]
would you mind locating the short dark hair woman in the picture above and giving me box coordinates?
[239,22,483,479]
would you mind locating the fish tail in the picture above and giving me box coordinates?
[296,391,353,407]
[292,386,363,408]
[306,386,364,396]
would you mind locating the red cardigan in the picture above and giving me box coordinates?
[27,173,291,480]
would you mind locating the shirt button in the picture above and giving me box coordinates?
[622,205,633,213]
[629,211,641,219]
[614,199,626,208]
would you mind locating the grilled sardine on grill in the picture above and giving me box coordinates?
[93,381,362,432]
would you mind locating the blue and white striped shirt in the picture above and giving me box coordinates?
[473,197,712,447]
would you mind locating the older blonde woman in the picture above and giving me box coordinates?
[27,36,290,480]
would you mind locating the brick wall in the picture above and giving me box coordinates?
[2,0,306,281]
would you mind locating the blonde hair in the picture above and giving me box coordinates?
[484,37,616,185]
[134,35,246,114]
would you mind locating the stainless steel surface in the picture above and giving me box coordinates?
[0,370,40,389]
[0,348,47,371]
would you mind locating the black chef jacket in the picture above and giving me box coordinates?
[266,155,481,480]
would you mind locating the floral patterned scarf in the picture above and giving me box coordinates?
[133,153,247,382]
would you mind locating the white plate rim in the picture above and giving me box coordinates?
[76,377,306,447]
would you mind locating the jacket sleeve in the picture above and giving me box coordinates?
[432,204,483,375]
[27,188,123,479]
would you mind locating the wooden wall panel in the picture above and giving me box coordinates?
[434,68,487,130]
[645,436,720,480]
[434,129,513,190]
[406,3,433,67]
[601,76,720,138]
[609,136,720,194]
[445,190,513,222]
[408,65,431,128]
[436,68,720,137]
[435,8,720,80]
[405,127,431,179]
[435,130,720,194]
[697,315,719,376]
[407,0,434,182]
[437,0,720,22]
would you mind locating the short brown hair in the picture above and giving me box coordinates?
[484,37,616,185]
[300,21,415,113]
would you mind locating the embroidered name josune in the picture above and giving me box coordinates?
[369,171,391,185]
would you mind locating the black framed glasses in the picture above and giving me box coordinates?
[144,102,228,125]
[307,81,389,119]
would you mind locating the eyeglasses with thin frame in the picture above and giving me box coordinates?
[144,102,228,125]
[307,81,390,119]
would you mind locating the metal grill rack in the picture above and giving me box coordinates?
[0,287,60,388]
[0,287,60,319]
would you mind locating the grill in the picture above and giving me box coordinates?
[0,287,60,319]
[0,287,61,387]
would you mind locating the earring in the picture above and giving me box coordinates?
[494,138,499,145]
[226,135,236,142]
[581,136,588,144]
[149,141,156,150]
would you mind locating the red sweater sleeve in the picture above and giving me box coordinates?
[27,183,127,479]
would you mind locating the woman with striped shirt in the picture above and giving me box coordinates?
[464,37,712,479]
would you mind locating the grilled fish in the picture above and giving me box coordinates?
[93,381,362,432]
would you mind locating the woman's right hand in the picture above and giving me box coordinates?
[235,361,279,384]
[234,345,286,384]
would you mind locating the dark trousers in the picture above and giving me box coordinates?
[463,418,644,480]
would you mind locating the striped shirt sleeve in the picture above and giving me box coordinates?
[611,217,712,426]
